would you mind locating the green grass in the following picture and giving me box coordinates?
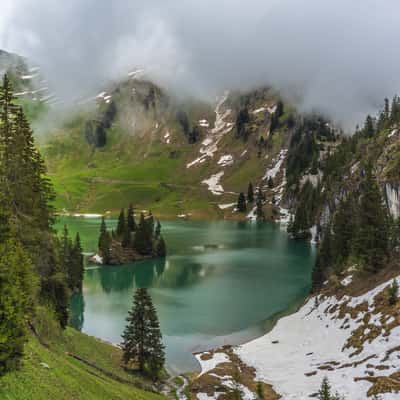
[0,328,165,400]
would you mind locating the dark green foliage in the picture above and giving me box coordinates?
[256,382,264,399]
[0,75,69,330]
[69,233,84,292]
[155,236,167,258]
[388,279,398,306]
[98,217,112,263]
[288,181,319,239]
[134,213,153,255]
[0,239,37,375]
[176,110,190,137]
[318,377,332,400]
[236,107,250,140]
[127,204,136,232]
[121,288,165,378]
[247,182,254,203]
[312,227,333,292]
[237,192,247,212]
[362,115,375,138]
[189,125,201,144]
[116,209,126,238]
[268,176,274,188]
[353,165,389,272]
[332,197,355,270]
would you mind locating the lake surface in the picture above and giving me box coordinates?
[57,217,315,374]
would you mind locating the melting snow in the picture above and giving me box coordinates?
[263,149,288,180]
[199,119,210,128]
[202,172,224,195]
[235,276,400,400]
[217,155,234,167]
[195,352,230,376]
[163,131,171,144]
[218,203,236,210]
[253,107,267,114]
[187,92,234,168]
[341,275,353,287]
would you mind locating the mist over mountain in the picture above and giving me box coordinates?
[1,0,400,128]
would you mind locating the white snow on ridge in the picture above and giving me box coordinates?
[263,149,288,181]
[235,276,400,400]
[202,172,224,195]
[253,107,267,114]
[187,92,234,168]
[218,203,236,210]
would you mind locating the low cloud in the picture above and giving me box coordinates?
[1,0,400,128]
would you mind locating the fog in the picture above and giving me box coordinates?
[1,0,400,128]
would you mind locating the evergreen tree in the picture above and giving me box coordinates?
[116,209,126,238]
[155,236,167,257]
[155,220,162,240]
[267,176,274,188]
[354,164,389,272]
[256,195,265,221]
[247,182,254,203]
[363,115,375,138]
[98,217,112,263]
[133,213,152,255]
[0,239,37,375]
[318,377,332,400]
[121,288,165,378]
[127,204,136,232]
[70,233,84,292]
[312,227,333,292]
[237,192,247,212]
[332,197,355,267]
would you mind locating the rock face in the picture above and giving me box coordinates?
[385,182,400,219]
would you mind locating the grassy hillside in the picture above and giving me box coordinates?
[0,326,164,400]
[41,81,290,218]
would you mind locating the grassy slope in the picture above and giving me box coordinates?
[0,328,164,400]
[41,86,287,218]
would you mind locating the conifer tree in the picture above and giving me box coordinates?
[116,209,126,238]
[98,217,111,263]
[318,377,332,400]
[70,233,84,291]
[127,204,136,232]
[363,115,375,138]
[354,164,389,272]
[268,176,274,188]
[121,288,165,378]
[155,220,161,240]
[155,236,167,257]
[133,213,151,255]
[247,182,254,203]
[0,239,37,375]
[237,192,247,212]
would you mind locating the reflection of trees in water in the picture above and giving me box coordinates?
[85,257,211,293]
[70,293,85,331]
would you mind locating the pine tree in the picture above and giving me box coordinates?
[318,377,332,400]
[133,213,153,255]
[363,115,375,138]
[70,233,84,292]
[127,204,136,232]
[116,209,126,238]
[0,239,38,375]
[237,192,247,212]
[121,288,165,378]
[268,176,274,188]
[247,182,254,203]
[332,197,355,267]
[354,164,389,272]
[155,220,161,240]
[312,227,333,292]
[98,217,111,263]
[155,236,167,257]
[256,197,265,221]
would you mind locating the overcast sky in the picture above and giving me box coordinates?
[1,0,400,128]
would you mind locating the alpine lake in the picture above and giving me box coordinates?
[57,217,315,374]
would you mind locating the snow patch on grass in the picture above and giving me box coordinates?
[263,149,288,181]
[202,172,225,195]
[235,275,400,400]
[195,352,230,377]
[217,155,234,167]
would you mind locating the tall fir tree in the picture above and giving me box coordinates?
[237,192,247,212]
[353,164,389,272]
[116,209,126,238]
[127,204,136,232]
[0,239,38,375]
[98,217,112,263]
[121,288,165,378]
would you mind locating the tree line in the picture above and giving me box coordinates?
[0,75,84,375]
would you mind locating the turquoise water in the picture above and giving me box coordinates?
[58,217,315,374]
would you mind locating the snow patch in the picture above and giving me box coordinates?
[263,149,288,181]
[202,172,224,195]
[218,203,236,210]
[235,275,400,400]
[217,155,234,167]
[253,107,267,114]
[195,352,230,376]
[341,275,353,287]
